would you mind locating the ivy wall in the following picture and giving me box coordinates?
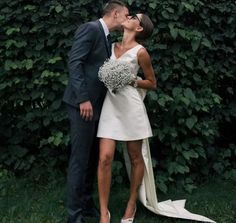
[0,0,235,192]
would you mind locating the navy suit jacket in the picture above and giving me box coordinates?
[63,20,110,120]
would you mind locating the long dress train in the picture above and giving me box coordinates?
[123,139,216,222]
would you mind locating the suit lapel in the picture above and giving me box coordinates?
[96,20,111,57]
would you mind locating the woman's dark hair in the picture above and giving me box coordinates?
[102,0,127,16]
[136,14,154,41]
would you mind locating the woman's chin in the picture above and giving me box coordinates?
[119,24,125,31]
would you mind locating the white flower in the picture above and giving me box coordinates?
[98,59,135,93]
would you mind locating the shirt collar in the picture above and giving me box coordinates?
[99,18,109,37]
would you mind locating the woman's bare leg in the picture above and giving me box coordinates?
[123,140,144,219]
[98,138,116,223]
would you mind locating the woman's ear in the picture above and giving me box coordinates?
[136,26,143,33]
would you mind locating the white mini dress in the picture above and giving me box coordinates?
[97,43,152,141]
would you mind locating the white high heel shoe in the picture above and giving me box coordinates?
[100,210,110,223]
[107,211,111,223]
[120,206,136,223]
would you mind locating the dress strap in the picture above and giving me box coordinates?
[130,44,144,54]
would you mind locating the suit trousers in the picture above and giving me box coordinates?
[66,104,99,222]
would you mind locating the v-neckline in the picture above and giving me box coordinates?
[113,43,140,59]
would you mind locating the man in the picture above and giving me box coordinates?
[63,1,129,223]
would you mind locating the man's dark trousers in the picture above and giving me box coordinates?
[66,104,99,222]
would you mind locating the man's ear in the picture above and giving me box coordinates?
[113,9,118,19]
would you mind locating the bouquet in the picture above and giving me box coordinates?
[98,59,135,93]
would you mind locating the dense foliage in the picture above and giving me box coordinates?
[0,0,235,192]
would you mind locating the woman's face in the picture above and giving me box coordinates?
[122,13,143,30]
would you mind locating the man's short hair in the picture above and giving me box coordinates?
[102,0,127,16]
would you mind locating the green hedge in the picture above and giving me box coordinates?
[0,0,235,192]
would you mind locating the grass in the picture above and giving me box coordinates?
[0,174,236,223]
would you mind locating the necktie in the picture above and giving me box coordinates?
[107,34,112,56]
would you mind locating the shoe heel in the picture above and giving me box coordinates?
[120,206,136,223]
[99,210,110,223]
[108,210,111,223]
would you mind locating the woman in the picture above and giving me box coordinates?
[97,13,156,223]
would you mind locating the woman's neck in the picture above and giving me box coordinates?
[120,31,137,49]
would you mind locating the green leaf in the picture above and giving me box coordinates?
[212,93,221,104]
[223,149,231,158]
[149,2,157,9]
[0,83,8,90]
[168,162,189,174]
[48,136,54,143]
[162,11,170,19]
[191,39,201,51]
[176,164,189,174]
[161,71,170,81]
[202,38,212,48]
[48,57,62,64]
[213,163,224,174]
[115,176,123,184]
[51,100,61,110]
[55,5,63,13]
[186,115,198,129]
[182,2,195,12]
[158,181,167,193]
[166,7,174,13]
[30,91,39,100]
[183,150,199,160]
[184,183,197,193]
[172,87,182,97]
[24,59,33,70]
[127,0,133,5]
[24,5,36,11]
[157,129,165,141]
[43,118,50,126]
[158,98,165,107]
[53,137,62,146]
[197,147,206,158]
[147,91,158,101]
[4,60,18,70]
[156,44,167,49]
[177,52,187,59]
[170,27,178,39]
[184,88,196,101]
[180,97,190,106]
[6,40,16,48]
[6,27,20,35]
[178,30,186,38]
[185,60,194,69]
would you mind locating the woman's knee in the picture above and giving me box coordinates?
[129,152,143,167]
[99,153,113,168]
[98,139,115,168]
[127,140,143,166]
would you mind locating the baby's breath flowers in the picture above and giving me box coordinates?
[98,59,135,93]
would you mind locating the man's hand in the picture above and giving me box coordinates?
[79,101,93,121]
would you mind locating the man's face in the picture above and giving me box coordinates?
[116,7,129,27]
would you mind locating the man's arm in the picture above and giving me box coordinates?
[68,23,95,105]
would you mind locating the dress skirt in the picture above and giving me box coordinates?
[97,85,152,141]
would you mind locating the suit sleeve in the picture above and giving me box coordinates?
[68,23,96,104]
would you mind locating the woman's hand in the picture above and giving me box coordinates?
[130,77,138,88]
